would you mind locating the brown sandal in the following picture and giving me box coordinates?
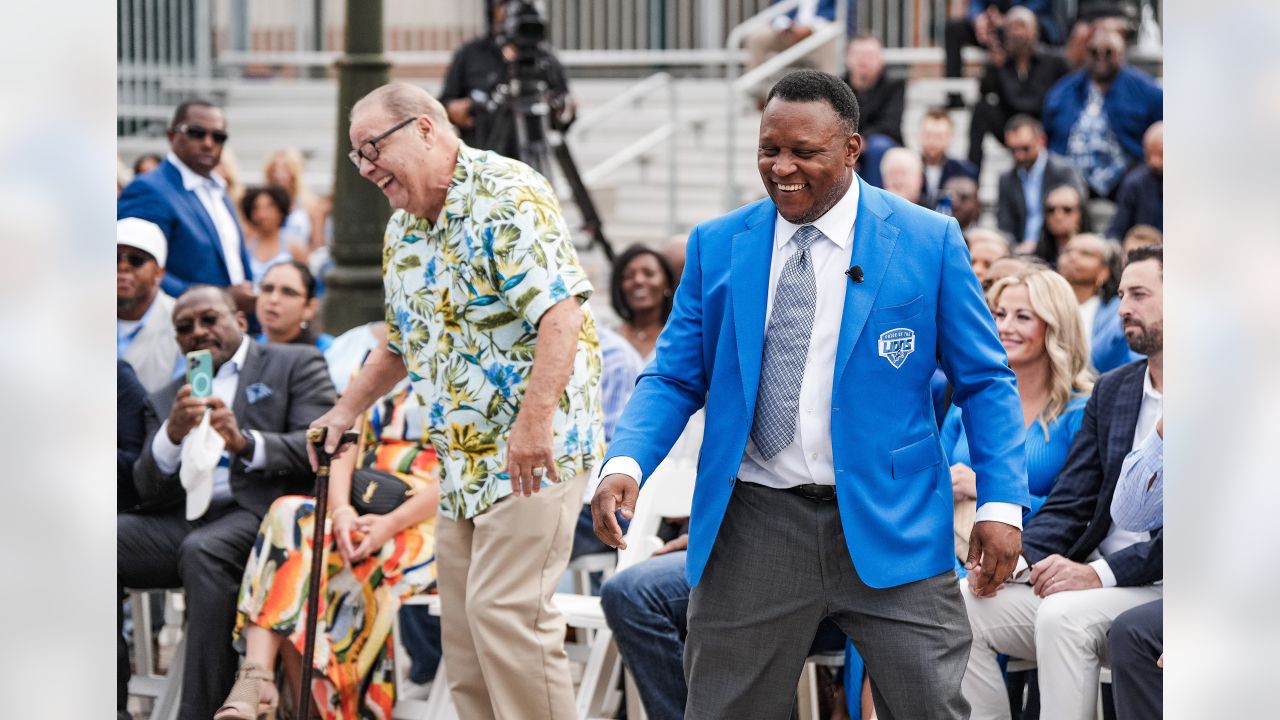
[213,661,278,720]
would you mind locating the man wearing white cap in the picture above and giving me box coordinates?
[117,217,181,393]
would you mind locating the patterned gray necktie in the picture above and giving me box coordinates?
[751,224,821,460]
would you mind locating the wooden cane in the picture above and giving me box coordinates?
[299,427,356,720]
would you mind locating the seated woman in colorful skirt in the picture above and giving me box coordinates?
[216,384,438,720]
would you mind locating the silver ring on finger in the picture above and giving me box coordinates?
[532,466,546,479]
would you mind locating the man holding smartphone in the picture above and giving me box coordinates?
[117,285,336,720]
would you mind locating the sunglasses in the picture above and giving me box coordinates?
[348,116,418,168]
[174,123,229,144]
[1046,205,1079,214]
[117,249,154,268]
[1088,46,1118,59]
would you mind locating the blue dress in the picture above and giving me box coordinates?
[940,393,1089,521]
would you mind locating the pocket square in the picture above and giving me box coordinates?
[246,382,273,404]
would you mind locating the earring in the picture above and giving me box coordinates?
[300,320,310,330]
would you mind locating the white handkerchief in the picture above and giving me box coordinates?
[180,409,226,520]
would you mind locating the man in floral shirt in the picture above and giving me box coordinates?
[312,82,603,719]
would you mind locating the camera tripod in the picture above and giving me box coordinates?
[483,76,616,263]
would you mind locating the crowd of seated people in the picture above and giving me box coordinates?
[117,13,1162,714]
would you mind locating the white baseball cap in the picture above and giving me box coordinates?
[117,217,168,268]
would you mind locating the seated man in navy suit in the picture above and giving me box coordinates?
[117,286,335,720]
[961,245,1164,720]
[117,100,256,314]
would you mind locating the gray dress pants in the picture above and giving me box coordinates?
[685,481,972,720]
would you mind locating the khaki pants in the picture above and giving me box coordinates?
[742,23,840,79]
[435,472,588,720]
[960,579,1164,720]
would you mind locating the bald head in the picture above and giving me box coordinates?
[351,82,451,131]
[881,148,923,204]
[1143,121,1163,175]
[1087,28,1126,84]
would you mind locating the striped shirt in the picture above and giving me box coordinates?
[1110,428,1163,533]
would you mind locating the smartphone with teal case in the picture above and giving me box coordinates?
[186,349,214,398]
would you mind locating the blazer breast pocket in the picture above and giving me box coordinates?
[872,294,925,325]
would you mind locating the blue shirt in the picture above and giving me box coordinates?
[941,393,1089,520]
[1019,152,1048,243]
[598,326,644,443]
[1110,429,1163,532]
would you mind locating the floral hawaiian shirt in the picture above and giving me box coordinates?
[382,142,604,519]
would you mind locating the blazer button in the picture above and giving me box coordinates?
[728,476,735,485]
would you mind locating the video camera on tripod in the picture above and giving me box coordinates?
[475,0,615,261]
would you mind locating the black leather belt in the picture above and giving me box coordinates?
[782,483,837,502]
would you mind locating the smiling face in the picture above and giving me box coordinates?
[620,252,670,317]
[173,288,246,369]
[349,105,441,218]
[758,99,860,225]
[256,263,316,342]
[993,284,1048,368]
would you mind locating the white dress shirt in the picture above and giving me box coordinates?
[167,151,247,284]
[152,338,265,503]
[600,182,1022,527]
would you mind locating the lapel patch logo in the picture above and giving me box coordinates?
[246,382,273,404]
[877,328,915,369]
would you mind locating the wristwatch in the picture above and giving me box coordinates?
[238,429,256,465]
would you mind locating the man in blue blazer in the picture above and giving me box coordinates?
[1043,28,1163,199]
[961,246,1164,719]
[118,100,256,313]
[592,70,1028,719]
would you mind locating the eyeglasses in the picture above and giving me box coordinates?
[1088,46,1118,60]
[174,123,229,145]
[1046,205,1079,214]
[117,249,154,268]
[348,116,418,168]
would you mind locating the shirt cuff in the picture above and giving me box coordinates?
[590,456,643,498]
[242,430,267,471]
[151,421,183,475]
[1089,558,1118,588]
[771,16,793,31]
[1010,555,1031,583]
[975,501,1023,530]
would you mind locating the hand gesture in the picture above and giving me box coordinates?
[965,520,1022,597]
[653,534,688,556]
[1029,554,1101,597]
[591,473,640,549]
[205,397,246,454]
[307,407,358,471]
[333,508,360,567]
[349,513,398,563]
[166,385,209,443]
[505,413,558,497]
[950,463,977,501]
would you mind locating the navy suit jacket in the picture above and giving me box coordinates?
[1022,360,1162,586]
[118,159,252,297]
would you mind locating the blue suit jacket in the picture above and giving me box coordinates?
[606,179,1028,588]
[1044,66,1164,164]
[118,160,252,297]
[1022,360,1162,586]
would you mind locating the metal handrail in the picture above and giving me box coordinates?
[581,112,703,187]
[723,0,849,210]
[571,71,671,140]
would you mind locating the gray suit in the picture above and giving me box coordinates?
[995,153,1084,243]
[118,341,335,720]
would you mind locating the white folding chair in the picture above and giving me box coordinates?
[125,589,185,720]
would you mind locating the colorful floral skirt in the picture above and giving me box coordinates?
[234,495,436,719]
